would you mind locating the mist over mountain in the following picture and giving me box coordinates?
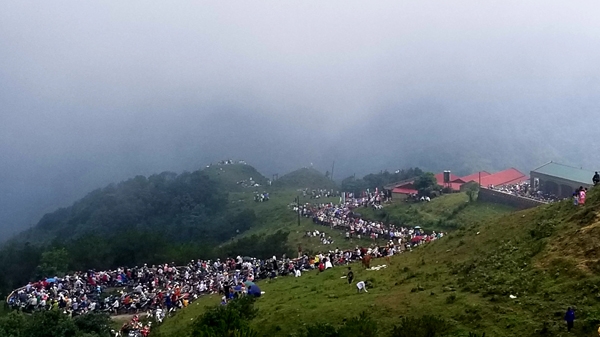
[1,1,599,238]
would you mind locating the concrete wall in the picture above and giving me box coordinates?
[478,188,546,210]
[391,192,408,201]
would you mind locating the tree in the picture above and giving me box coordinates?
[22,310,79,337]
[36,248,69,279]
[73,312,111,336]
[341,176,367,195]
[413,173,439,196]
[191,296,258,337]
[464,182,480,202]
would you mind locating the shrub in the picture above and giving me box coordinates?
[300,312,378,337]
[301,323,339,337]
[337,311,378,337]
[390,315,450,337]
[191,296,258,337]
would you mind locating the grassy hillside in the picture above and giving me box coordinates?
[273,168,337,190]
[359,193,514,233]
[223,189,377,254]
[153,187,600,337]
[224,191,512,255]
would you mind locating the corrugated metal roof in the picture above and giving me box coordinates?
[531,162,596,185]
[480,168,528,187]
[392,187,418,194]
[460,171,491,183]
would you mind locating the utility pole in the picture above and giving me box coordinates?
[331,161,335,181]
[297,195,301,226]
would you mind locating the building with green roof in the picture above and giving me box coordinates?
[530,162,596,198]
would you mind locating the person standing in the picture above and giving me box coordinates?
[347,267,354,284]
[579,188,587,206]
[565,307,575,332]
[593,172,600,186]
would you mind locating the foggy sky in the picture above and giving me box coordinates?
[1,1,599,238]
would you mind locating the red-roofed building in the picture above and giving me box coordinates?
[479,168,528,187]
[434,172,463,191]
[391,172,461,198]
[434,172,460,186]
[392,187,419,195]
[388,168,527,199]
[390,180,418,199]
[460,171,491,184]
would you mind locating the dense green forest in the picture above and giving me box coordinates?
[18,170,229,243]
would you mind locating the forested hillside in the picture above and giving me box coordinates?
[17,171,227,242]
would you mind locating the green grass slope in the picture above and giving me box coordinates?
[224,191,509,257]
[273,168,337,190]
[223,189,376,254]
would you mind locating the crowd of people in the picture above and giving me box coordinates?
[491,176,600,205]
[254,192,270,202]
[294,198,444,249]
[7,238,437,336]
[339,189,390,208]
[7,256,283,335]
[304,230,334,245]
[303,188,338,199]
[489,182,559,203]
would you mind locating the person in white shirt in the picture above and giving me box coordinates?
[356,281,368,293]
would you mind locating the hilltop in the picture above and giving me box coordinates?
[273,167,337,190]
[153,187,600,337]
[203,162,269,191]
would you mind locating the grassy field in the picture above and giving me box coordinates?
[153,187,600,337]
